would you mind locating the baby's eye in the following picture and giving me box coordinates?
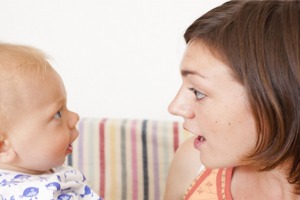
[54,110,62,119]
[189,88,206,100]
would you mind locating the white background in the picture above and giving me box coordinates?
[0,0,227,121]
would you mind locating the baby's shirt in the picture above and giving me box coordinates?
[0,165,103,200]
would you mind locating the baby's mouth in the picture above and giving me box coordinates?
[67,144,73,151]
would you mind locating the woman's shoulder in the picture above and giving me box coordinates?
[164,136,203,200]
[184,167,234,200]
[172,136,202,173]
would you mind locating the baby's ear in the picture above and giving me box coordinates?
[0,135,16,163]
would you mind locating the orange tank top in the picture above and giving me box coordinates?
[184,168,233,200]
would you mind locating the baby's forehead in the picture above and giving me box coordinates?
[0,46,56,106]
[0,43,52,75]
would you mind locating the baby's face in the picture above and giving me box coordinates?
[3,69,79,174]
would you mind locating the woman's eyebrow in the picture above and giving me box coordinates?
[181,69,207,79]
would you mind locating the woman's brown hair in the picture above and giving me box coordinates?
[184,1,300,192]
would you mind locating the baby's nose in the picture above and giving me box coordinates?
[68,111,80,129]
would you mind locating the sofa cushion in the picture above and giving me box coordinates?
[67,118,191,200]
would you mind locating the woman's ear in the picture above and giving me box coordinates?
[0,135,17,163]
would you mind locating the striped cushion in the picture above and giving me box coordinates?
[67,118,191,200]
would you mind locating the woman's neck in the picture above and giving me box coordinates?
[231,165,300,200]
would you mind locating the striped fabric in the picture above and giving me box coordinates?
[67,118,191,200]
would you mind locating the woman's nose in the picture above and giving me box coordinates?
[168,88,195,119]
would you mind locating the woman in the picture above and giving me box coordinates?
[164,1,300,199]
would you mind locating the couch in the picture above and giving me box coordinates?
[67,118,191,200]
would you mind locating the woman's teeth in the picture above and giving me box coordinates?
[198,135,205,141]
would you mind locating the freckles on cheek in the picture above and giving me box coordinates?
[213,119,233,126]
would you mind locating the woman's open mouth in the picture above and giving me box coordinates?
[194,135,206,149]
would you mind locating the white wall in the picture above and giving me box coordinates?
[0,0,226,121]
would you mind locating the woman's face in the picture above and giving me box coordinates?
[169,42,257,169]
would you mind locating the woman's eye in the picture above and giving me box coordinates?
[189,88,206,100]
[54,110,62,119]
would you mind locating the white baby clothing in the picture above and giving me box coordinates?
[0,165,103,200]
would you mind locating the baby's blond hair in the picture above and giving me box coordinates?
[0,43,53,130]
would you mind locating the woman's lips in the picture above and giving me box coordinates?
[194,135,206,149]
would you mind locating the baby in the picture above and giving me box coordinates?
[0,43,103,200]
